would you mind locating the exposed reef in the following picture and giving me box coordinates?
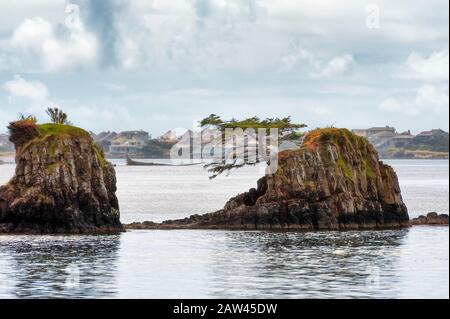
[128,128,410,231]
[411,212,449,226]
[0,120,123,234]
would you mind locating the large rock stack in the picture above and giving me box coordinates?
[131,128,410,231]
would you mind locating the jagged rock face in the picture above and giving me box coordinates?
[0,121,123,234]
[156,128,410,231]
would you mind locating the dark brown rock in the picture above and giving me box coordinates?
[411,212,449,226]
[0,120,123,234]
[129,128,410,231]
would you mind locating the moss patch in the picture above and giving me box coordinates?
[46,162,60,173]
[363,158,376,180]
[37,124,90,139]
[337,156,353,180]
[93,142,107,168]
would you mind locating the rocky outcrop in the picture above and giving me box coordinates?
[0,120,123,234]
[411,213,449,226]
[129,128,410,231]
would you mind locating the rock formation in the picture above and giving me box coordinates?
[128,128,410,231]
[0,120,123,234]
[411,212,449,226]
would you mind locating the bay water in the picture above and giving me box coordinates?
[0,159,448,298]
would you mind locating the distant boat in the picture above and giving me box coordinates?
[126,155,201,167]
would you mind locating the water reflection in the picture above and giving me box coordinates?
[207,230,409,298]
[0,235,120,298]
[0,227,447,299]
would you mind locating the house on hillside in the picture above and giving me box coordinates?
[387,132,415,148]
[109,130,150,155]
[415,129,448,141]
[93,131,118,152]
[412,129,449,152]
[158,130,179,143]
[353,126,396,138]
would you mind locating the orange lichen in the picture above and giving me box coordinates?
[278,149,297,162]
[301,128,367,152]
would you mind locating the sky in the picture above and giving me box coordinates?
[0,0,448,136]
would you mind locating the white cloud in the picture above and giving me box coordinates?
[401,49,449,81]
[278,45,319,73]
[2,5,98,73]
[415,85,449,112]
[311,54,355,78]
[380,85,449,115]
[279,44,355,78]
[3,75,49,102]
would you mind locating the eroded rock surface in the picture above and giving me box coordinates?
[0,120,123,234]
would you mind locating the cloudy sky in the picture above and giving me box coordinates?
[0,0,448,135]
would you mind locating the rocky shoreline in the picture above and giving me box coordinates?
[126,212,449,230]
[411,212,449,226]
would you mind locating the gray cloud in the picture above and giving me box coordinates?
[71,0,127,68]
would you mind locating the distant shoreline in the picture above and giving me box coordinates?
[0,152,14,159]
[2,152,449,162]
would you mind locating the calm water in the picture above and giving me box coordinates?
[0,158,448,298]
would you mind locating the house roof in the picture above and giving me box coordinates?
[159,130,178,141]
[367,126,395,131]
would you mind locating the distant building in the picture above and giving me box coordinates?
[93,131,118,153]
[0,134,14,152]
[158,130,179,143]
[386,133,415,148]
[353,126,396,137]
[412,129,449,152]
[353,126,411,149]
[109,130,150,155]
[415,129,448,140]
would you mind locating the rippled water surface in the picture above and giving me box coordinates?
[0,159,448,298]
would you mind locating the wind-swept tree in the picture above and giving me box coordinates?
[200,114,307,178]
[46,107,70,125]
